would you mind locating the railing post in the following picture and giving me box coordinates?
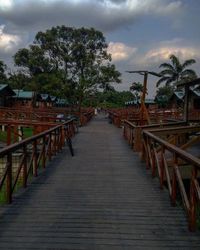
[145,136,150,169]
[53,130,57,155]
[48,133,52,161]
[134,127,141,152]
[6,152,12,204]
[13,125,18,143]
[141,136,145,161]
[171,153,177,206]
[56,128,59,153]
[23,144,27,188]
[160,146,165,189]
[189,167,197,231]
[42,136,46,168]
[61,126,65,149]
[151,141,156,178]
[33,140,38,177]
[123,122,126,139]
[57,127,61,151]
[7,125,11,146]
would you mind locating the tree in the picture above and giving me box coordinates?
[14,26,121,110]
[156,54,197,87]
[155,85,174,108]
[130,82,143,103]
[0,60,7,82]
[88,89,133,108]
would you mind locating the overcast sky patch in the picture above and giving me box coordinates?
[0,0,199,97]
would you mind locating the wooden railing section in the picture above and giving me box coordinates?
[108,108,186,127]
[0,119,76,204]
[0,107,94,125]
[123,120,186,152]
[122,120,200,231]
[0,120,59,145]
[142,127,200,231]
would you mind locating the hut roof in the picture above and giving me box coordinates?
[0,84,16,97]
[14,89,34,99]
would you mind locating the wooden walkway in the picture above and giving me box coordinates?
[0,114,200,249]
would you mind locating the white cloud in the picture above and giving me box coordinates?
[0,25,21,52]
[108,42,137,61]
[143,46,200,65]
[0,0,13,10]
[125,0,182,15]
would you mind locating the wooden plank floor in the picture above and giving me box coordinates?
[0,114,200,249]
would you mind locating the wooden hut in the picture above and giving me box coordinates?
[169,90,184,109]
[0,84,16,107]
[38,94,52,108]
[13,90,35,108]
[189,87,200,110]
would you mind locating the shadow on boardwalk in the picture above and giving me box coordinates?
[0,114,200,249]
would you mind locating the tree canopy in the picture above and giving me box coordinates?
[0,60,7,82]
[13,26,121,108]
[155,85,174,108]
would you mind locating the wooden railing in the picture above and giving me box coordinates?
[142,128,200,231]
[78,110,94,126]
[108,107,186,127]
[0,120,59,145]
[0,119,75,204]
[0,107,94,124]
[123,120,186,152]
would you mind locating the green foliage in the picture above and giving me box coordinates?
[0,128,33,143]
[0,60,7,83]
[156,54,197,87]
[13,26,121,108]
[82,90,133,108]
[155,85,174,108]
[8,70,30,90]
[130,82,143,102]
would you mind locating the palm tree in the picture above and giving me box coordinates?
[156,54,197,87]
[130,82,143,103]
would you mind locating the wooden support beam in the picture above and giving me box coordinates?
[184,85,189,124]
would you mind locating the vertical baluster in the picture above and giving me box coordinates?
[160,146,165,189]
[151,141,156,177]
[7,125,11,146]
[189,166,197,231]
[42,136,46,168]
[48,133,52,161]
[6,152,12,203]
[60,126,63,149]
[54,130,57,155]
[171,153,177,206]
[23,144,27,188]
[33,140,38,177]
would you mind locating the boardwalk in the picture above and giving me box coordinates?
[0,114,200,249]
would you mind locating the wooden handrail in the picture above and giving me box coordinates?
[123,120,186,152]
[0,119,76,204]
[143,130,200,168]
[142,129,200,231]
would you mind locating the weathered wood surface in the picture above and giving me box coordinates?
[0,114,199,249]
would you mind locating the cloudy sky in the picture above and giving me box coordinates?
[0,0,199,97]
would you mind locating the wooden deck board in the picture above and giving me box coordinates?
[0,114,200,249]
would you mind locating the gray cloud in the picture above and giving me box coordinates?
[0,0,184,34]
[1,0,198,98]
